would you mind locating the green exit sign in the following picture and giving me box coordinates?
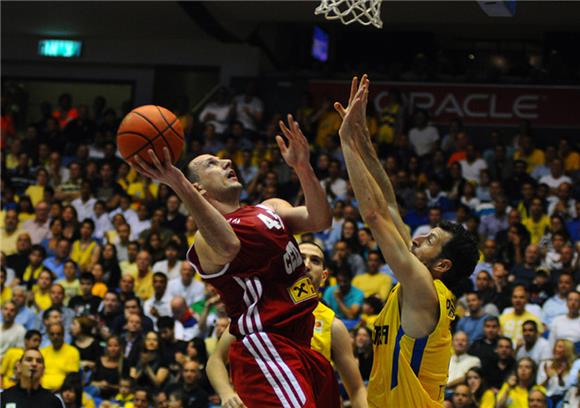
[38,39,82,58]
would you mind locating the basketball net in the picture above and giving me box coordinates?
[315,0,383,28]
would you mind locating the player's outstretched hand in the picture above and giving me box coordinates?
[221,393,247,408]
[131,147,181,187]
[334,74,370,140]
[276,114,310,170]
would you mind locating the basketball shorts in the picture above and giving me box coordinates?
[229,331,341,408]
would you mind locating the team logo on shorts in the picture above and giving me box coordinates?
[314,319,324,333]
[288,276,318,304]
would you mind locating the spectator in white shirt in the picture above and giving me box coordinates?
[152,242,182,281]
[232,82,263,132]
[549,291,580,350]
[539,158,572,194]
[91,200,113,241]
[409,110,439,157]
[320,159,347,202]
[448,331,481,389]
[131,205,152,239]
[143,272,172,326]
[71,180,97,222]
[167,262,205,307]
[547,182,577,219]
[198,87,232,135]
[516,320,552,365]
[109,194,138,229]
[460,144,488,185]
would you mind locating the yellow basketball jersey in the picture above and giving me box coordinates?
[311,302,334,362]
[368,280,456,408]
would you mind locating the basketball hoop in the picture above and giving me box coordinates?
[315,0,383,29]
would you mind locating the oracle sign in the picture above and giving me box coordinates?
[308,80,580,127]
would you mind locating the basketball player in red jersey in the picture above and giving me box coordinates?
[131,115,340,408]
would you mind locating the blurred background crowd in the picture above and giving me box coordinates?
[1,78,579,408]
[2,1,580,407]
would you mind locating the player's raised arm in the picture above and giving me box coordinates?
[262,114,332,235]
[337,78,439,338]
[132,148,239,274]
[334,75,411,247]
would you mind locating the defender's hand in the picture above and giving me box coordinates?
[335,75,370,141]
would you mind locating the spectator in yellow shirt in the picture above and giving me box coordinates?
[559,137,580,172]
[514,135,545,173]
[131,250,154,302]
[24,168,49,207]
[40,322,80,390]
[0,209,22,256]
[522,197,550,245]
[352,251,392,301]
[32,269,54,312]
[499,285,543,346]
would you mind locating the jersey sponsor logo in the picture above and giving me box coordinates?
[314,319,324,333]
[373,324,390,345]
[283,241,302,275]
[288,276,318,304]
[446,298,456,319]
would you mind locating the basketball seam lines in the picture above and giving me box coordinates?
[155,105,184,142]
[119,132,161,160]
[132,110,178,163]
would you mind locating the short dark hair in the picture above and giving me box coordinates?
[79,272,95,284]
[25,329,41,340]
[438,221,479,295]
[153,272,168,281]
[484,316,499,325]
[522,320,538,331]
[157,316,175,330]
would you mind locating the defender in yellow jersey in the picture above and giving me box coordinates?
[206,241,368,408]
[336,76,479,407]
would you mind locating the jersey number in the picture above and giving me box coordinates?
[258,213,283,230]
[283,241,302,275]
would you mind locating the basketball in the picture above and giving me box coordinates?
[116,105,184,165]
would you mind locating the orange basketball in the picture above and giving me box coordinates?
[117,105,184,165]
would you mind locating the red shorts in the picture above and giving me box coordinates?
[229,332,341,408]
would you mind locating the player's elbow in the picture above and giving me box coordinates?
[360,208,383,227]
[222,237,241,259]
[316,209,333,231]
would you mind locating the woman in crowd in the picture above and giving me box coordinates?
[98,243,122,289]
[71,219,100,273]
[41,217,64,257]
[354,326,373,383]
[497,357,544,408]
[71,316,101,372]
[89,335,128,400]
[130,331,169,390]
[537,339,576,404]
[61,204,80,241]
[465,367,495,408]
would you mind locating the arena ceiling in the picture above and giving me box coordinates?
[2,1,580,42]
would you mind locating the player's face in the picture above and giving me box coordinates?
[190,154,242,198]
[300,243,327,291]
[411,227,452,275]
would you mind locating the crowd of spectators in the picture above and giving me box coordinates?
[1,82,579,408]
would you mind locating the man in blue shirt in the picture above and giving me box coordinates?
[42,238,70,280]
[457,291,489,345]
[323,266,364,329]
[8,286,36,329]
[542,273,573,326]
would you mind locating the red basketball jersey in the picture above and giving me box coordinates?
[187,204,318,346]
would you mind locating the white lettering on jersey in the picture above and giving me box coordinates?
[257,213,283,230]
[283,241,302,275]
